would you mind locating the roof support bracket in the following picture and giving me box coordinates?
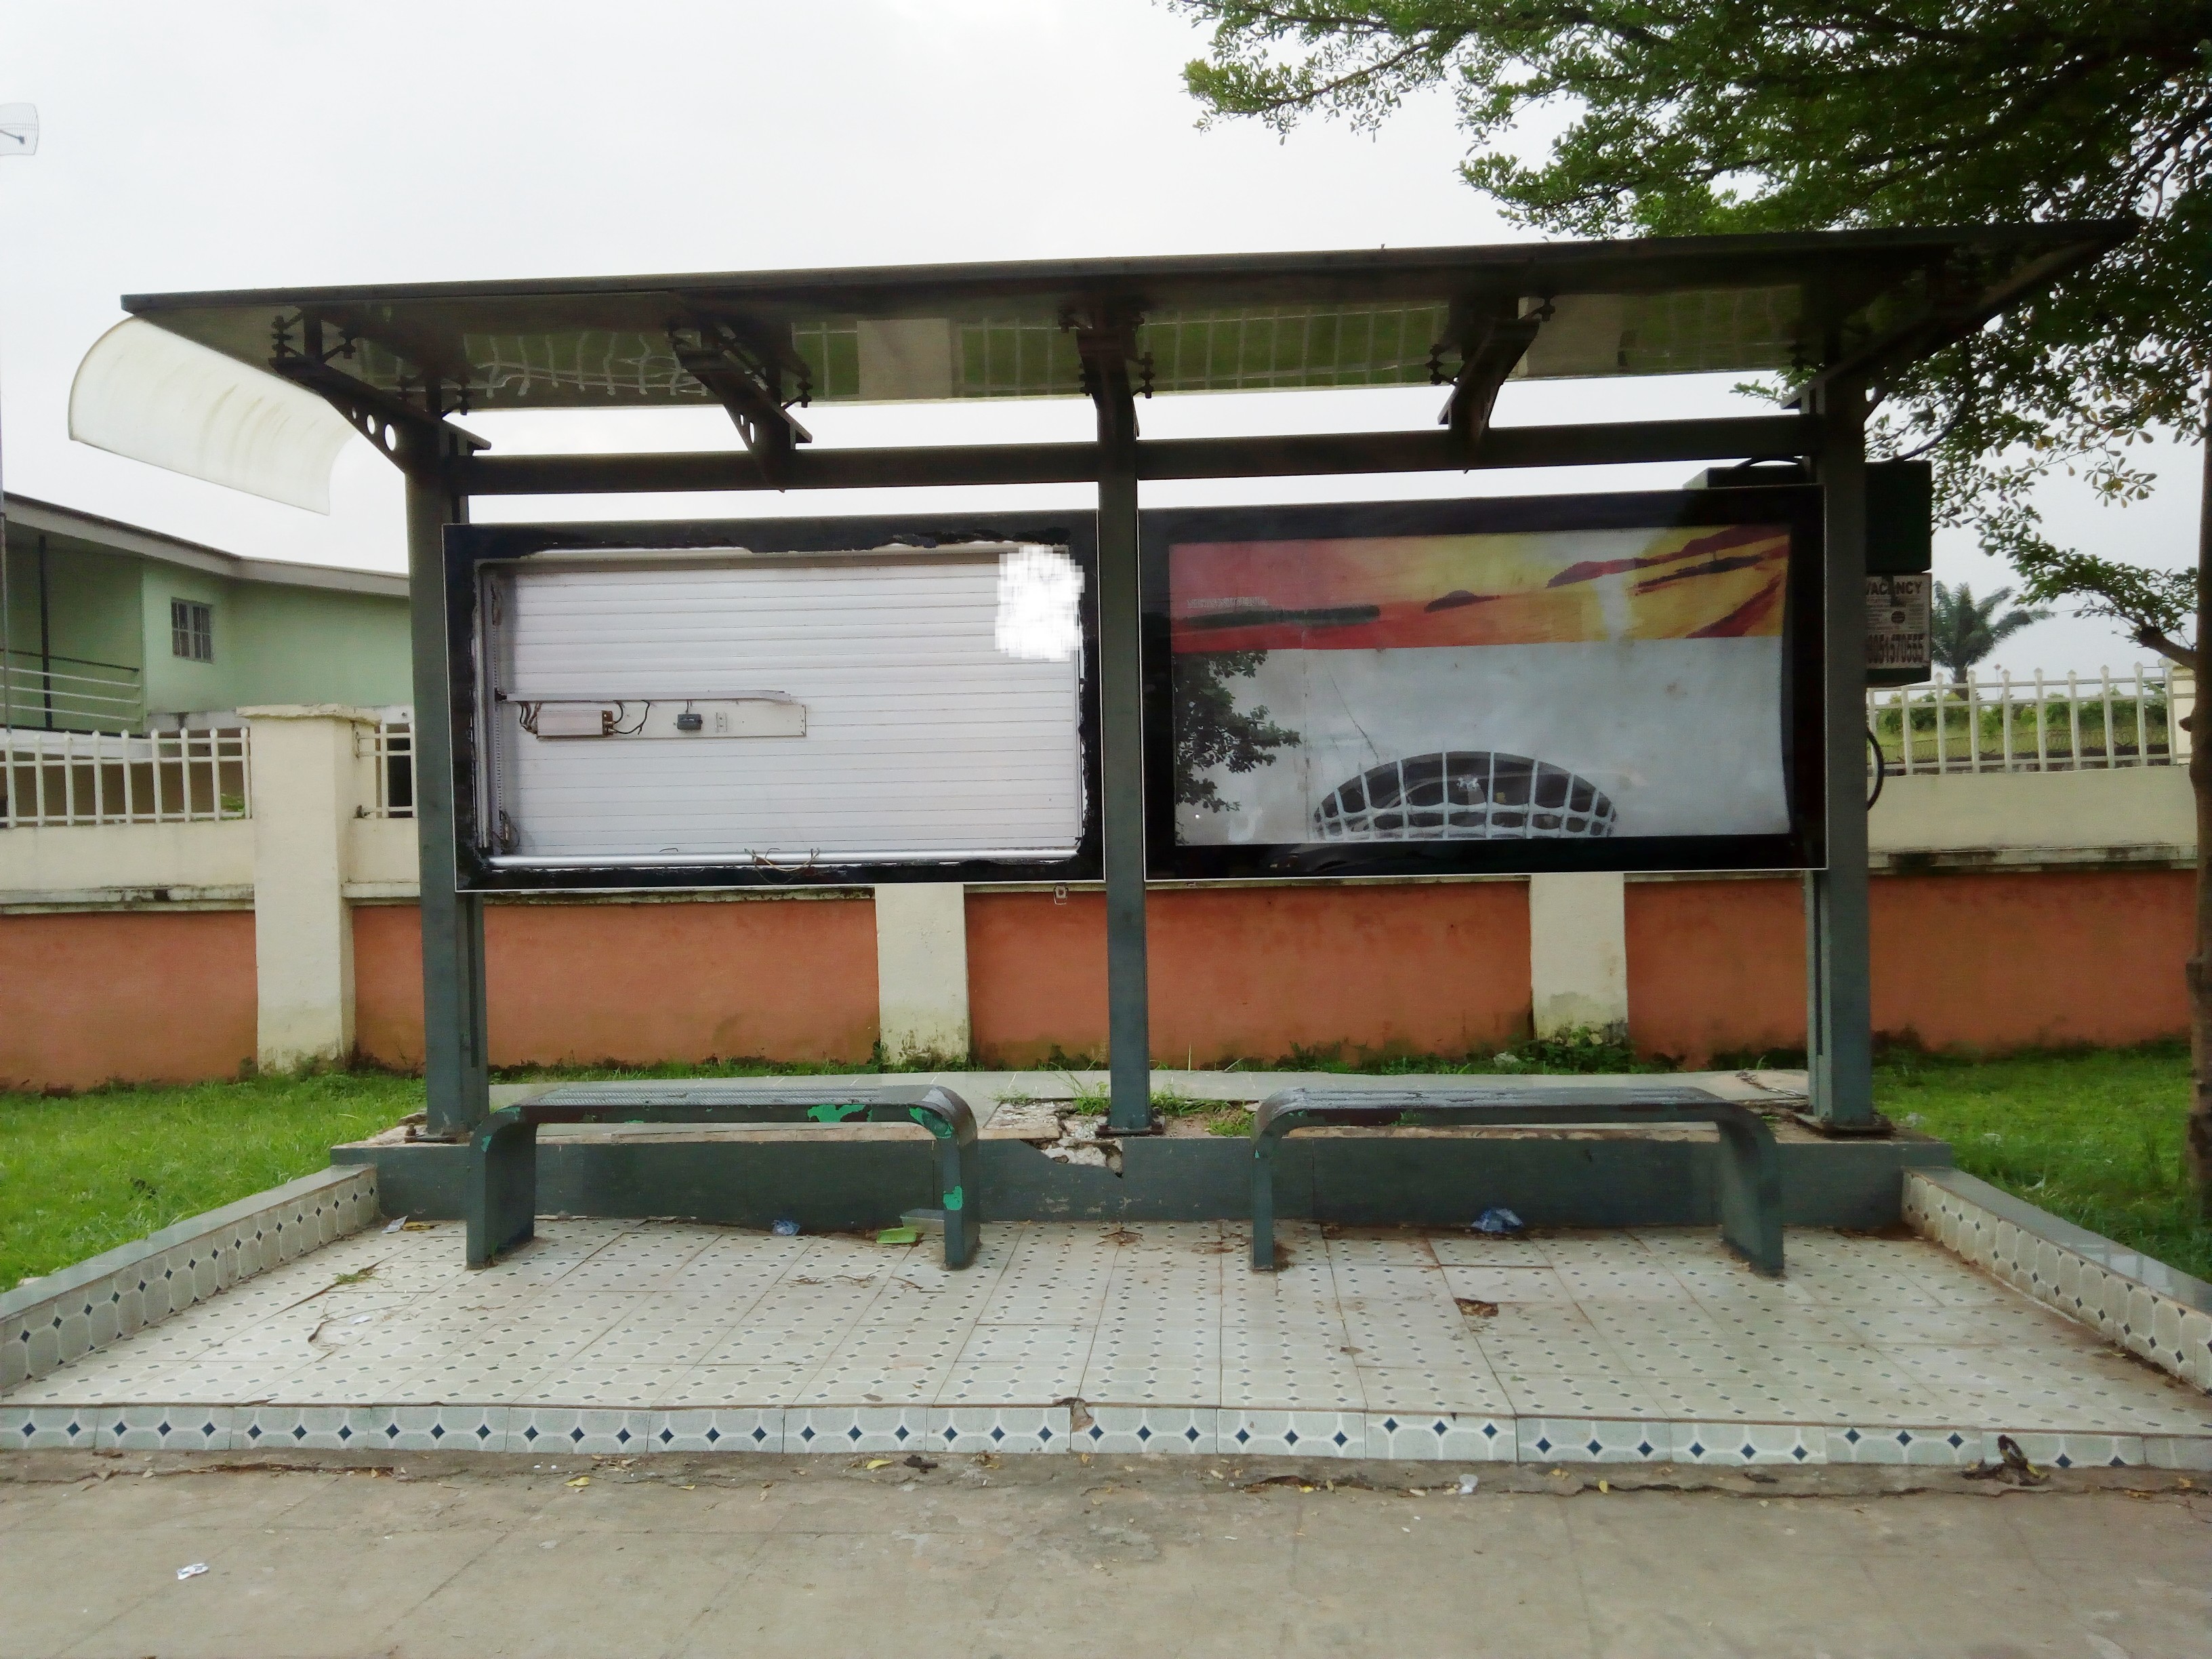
[269,314,489,468]
[668,311,813,486]
[1069,304,1142,453]
[1436,294,1542,459]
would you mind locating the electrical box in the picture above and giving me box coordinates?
[1864,460,1933,685]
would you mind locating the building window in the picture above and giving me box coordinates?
[171,599,213,662]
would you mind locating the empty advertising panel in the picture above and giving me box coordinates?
[448,520,1099,891]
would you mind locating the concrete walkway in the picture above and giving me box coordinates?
[3,1452,2207,1658]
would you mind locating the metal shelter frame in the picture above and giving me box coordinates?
[119,222,2131,1144]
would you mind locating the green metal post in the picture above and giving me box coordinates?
[1807,383,1875,1127]
[1095,384,1153,1135]
[402,428,489,1139]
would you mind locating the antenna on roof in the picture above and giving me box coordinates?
[0,104,37,156]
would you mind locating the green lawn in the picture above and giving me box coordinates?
[1,1073,422,1288]
[1874,1043,2209,1283]
[4,1044,2205,1290]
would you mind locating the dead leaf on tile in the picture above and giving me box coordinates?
[1454,1298,1500,1317]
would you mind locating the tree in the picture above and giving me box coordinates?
[1174,1,2212,1207]
[1173,651,1299,811]
[1929,581,2051,682]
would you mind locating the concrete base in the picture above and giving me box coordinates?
[338,1122,1950,1234]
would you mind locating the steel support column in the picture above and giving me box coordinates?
[1807,382,1875,1127]
[402,428,489,1138]
[1085,335,1155,1136]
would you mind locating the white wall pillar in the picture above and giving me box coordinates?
[1528,871,1629,1042]
[239,705,376,1071]
[874,882,971,1065]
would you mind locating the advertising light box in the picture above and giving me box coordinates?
[446,515,1101,892]
[1142,490,1826,878]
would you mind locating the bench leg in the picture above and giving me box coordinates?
[1250,1136,1279,1271]
[937,1138,978,1270]
[468,1111,537,1269]
[1713,1114,1785,1277]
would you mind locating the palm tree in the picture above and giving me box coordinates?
[1929,581,2051,682]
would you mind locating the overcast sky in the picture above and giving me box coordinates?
[1,0,2196,674]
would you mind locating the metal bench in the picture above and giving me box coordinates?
[467,1082,981,1270]
[1248,1084,1784,1276]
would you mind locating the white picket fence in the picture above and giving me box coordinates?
[358,716,413,819]
[1,726,251,829]
[1,674,2193,831]
[1868,664,2189,777]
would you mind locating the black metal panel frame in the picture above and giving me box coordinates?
[1138,486,1828,880]
[441,511,1105,893]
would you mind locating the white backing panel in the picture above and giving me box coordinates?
[482,549,1084,865]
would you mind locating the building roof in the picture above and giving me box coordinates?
[122,222,2131,414]
[4,494,407,598]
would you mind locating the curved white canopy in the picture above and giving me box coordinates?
[69,318,360,513]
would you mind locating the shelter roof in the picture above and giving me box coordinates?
[122,222,2131,415]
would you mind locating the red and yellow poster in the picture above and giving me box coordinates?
[1168,523,1793,846]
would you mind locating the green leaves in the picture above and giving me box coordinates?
[1171,650,1300,812]
[1928,580,2051,680]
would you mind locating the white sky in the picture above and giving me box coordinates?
[0,0,2196,674]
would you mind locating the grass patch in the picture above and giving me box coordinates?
[1210,1027,1677,1077]
[1,1071,422,1288]
[1874,1042,2209,1284]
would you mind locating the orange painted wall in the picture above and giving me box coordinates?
[352,897,878,1070]
[3,868,2187,1091]
[966,883,1532,1066]
[1868,869,2190,1052]
[1624,878,1807,1063]
[1625,869,2193,1063]
[0,910,256,1090]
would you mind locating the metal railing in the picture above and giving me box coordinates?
[1,726,251,828]
[0,648,144,732]
[356,716,414,818]
[1868,664,2189,776]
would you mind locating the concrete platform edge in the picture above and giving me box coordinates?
[1,1166,379,1392]
[1904,1168,2212,1395]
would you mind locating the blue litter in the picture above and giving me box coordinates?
[1472,1206,1525,1236]
[771,1218,801,1237]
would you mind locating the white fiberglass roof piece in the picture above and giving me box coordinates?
[69,319,361,513]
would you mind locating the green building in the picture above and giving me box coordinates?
[1,494,409,732]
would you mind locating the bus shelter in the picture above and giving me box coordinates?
[97,223,2129,1153]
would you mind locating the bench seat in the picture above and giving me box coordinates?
[468,1082,980,1269]
[1249,1084,1784,1275]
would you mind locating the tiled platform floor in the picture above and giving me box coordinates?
[9,1218,2210,1467]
